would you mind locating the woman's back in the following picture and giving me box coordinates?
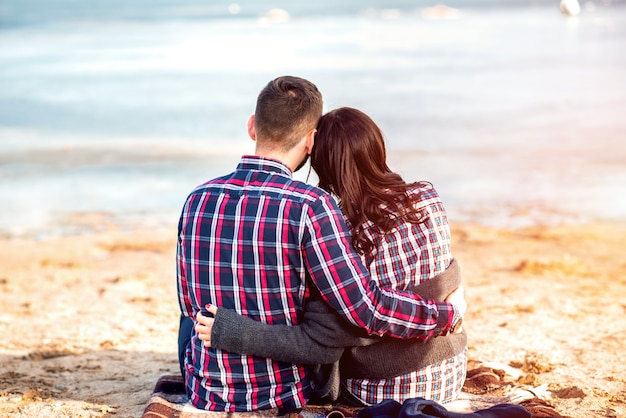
[360,182,452,290]
[342,182,466,406]
[310,107,466,405]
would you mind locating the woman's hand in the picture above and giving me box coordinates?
[195,304,218,346]
[445,285,466,315]
[445,284,467,334]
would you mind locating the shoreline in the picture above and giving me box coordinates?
[2,142,626,239]
[1,221,625,417]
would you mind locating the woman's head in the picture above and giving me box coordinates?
[311,107,422,255]
[311,107,391,197]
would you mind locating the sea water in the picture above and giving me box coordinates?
[1,0,626,237]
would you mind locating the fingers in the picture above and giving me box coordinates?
[446,284,464,299]
[195,321,212,344]
[196,310,213,325]
[444,286,459,302]
[445,285,468,318]
[194,304,218,346]
[195,311,215,346]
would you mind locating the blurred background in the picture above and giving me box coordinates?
[1,0,625,238]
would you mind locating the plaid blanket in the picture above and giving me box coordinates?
[143,364,566,418]
[141,375,361,418]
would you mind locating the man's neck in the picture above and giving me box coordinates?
[255,147,298,173]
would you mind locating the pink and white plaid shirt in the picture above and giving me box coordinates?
[343,182,467,405]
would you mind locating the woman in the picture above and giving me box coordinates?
[196,107,467,405]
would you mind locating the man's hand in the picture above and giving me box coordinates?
[195,304,218,346]
[445,285,467,333]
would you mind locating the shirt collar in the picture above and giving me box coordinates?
[238,155,293,178]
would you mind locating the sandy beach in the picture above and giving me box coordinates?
[0,221,624,417]
[2,0,626,416]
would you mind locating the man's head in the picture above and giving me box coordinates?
[251,76,323,155]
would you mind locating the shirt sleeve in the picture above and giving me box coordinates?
[302,195,456,339]
[177,208,193,318]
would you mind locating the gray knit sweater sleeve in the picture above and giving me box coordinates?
[210,259,462,369]
[210,292,373,365]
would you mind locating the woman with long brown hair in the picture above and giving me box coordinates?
[196,107,467,406]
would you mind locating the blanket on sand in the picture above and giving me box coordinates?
[142,363,567,418]
[141,374,359,418]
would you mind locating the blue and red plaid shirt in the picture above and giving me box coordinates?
[177,156,456,411]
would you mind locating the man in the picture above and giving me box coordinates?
[177,76,466,412]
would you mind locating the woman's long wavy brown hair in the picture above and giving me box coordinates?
[311,107,426,255]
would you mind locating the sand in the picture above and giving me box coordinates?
[0,222,625,418]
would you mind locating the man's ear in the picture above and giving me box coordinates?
[305,129,316,154]
[247,115,256,141]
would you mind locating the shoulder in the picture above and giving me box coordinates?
[283,179,332,203]
[407,181,438,198]
[406,181,443,208]
[188,171,237,193]
[261,177,339,213]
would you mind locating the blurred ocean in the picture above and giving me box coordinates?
[1,0,626,237]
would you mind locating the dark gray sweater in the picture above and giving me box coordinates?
[210,258,467,402]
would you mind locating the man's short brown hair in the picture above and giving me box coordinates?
[254,76,323,152]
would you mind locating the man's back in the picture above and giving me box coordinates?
[177,156,347,411]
